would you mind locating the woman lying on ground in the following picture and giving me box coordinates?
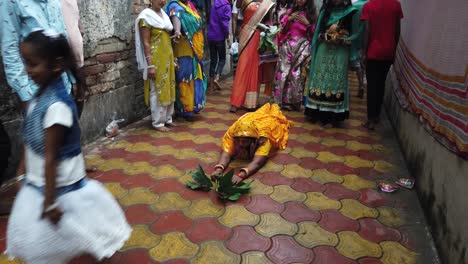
[211,103,293,184]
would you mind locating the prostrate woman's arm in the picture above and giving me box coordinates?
[211,151,232,177]
[139,25,156,80]
[232,155,268,184]
[42,124,65,225]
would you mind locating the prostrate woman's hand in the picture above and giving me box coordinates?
[231,174,244,184]
[210,167,224,180]
[42,202,63,225]
[232,169,247,184]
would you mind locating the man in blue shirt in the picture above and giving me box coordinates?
[0,0,71,102]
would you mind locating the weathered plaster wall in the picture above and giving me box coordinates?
[0,0,151,180]
[385,71,468,264]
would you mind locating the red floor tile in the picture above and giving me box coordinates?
[358,189,392,208]
[125,204,159,225]
[312,246,357,264]
[150,211,193,235]
[100,148,128,159]
[304,142,329,153]
[258,172,295,187]
[323,183,360,200]
[0,238,5,253]
[270,153,301,165]
[327,163,360,176]
[125,152,157,163]
[291,177,325,193]
[266,235,315,264]
[358,168,383,181]
[151,178,187,194]
[359,258,383,264]
[125,135,155,144]
[281,201,321,223]
[398,227,417,251]
[162,259,189,264]
[119,249,159,264]
[357,151,383,161]
[186,217,232,243]
[95,170,128,183]
[246,195,285,214]
[299,157,329,170]
[326,146,357,157]
[180,188,210,200]
[0,217,7,240]
[68,254,97,264]
[319,210,359,233]
[358,218,401,243]
[174,159,203,172]
[149,155,178,167]
[225,226,271,254]
[122,174,157,189]
[193,143,220,153]
[172,140,197,149]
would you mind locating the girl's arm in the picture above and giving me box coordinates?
[42,124,65,225]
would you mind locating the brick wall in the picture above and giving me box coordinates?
[0,0,151,179]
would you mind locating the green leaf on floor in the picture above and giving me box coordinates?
[185,165,252,201]
[186,165,212,191]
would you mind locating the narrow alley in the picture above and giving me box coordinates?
[0,75,440,263]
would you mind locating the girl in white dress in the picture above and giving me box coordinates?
[6,29,131,264]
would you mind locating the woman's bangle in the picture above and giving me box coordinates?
[214,164,225,171]
[239,167,249,178]
[147,65,155,69]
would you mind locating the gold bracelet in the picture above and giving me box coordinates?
[239,167,249,178]
[214,164,225,171]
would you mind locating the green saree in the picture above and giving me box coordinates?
[304,5,357,123]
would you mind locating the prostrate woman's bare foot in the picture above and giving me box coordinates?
[155,126,171,132]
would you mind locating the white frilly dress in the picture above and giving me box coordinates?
[6,86,131,264]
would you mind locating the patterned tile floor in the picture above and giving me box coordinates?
[0,74,439,263]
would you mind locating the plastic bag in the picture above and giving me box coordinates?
[105,112,125,138]
[230,41,239,55]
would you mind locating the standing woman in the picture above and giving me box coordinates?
[273,0,316,111]
[304,0,357,126]
[229,0,276,113]
[165,0,207,119]
[136,0,176,132]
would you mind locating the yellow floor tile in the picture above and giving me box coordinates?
[336,231,382,259]
[295,222,339,248]
[255,213,298,237]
